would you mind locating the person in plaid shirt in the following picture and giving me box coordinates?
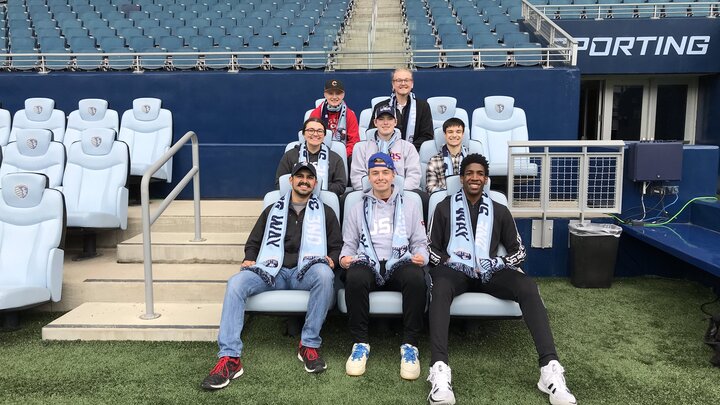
[425,118,466,194]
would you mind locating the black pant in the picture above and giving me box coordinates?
[428,265,559,367]
[342,262,426,347]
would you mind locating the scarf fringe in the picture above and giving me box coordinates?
[446,262,478,280]
[246,266,276,287]
[297,256,329,280]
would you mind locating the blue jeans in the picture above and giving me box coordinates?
[217,263,335,358]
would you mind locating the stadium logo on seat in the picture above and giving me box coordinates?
[14,185,28,199]
[88,107,97,116]
[142,104,151,114]
[91,136,102,147]
[495,104,505,114]
[437,104,447,114]
[27,138,38,150]
[33,105,43,115]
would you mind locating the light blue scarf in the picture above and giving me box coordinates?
[298,142,330,191]
[354,192,412,286]
[442,145,468,177]
[390,92,417,144]
[372,129,399,155]
[446,189,499,283]
[246,192,328,285]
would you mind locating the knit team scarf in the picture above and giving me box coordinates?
[246,192,328,286]
[371,128,399,155]
[446,189,496,283]
[442,145,468,177]
[390,92,417,144]
[321,100,347,143]
[298,142,329,191]
[354,193,412,286]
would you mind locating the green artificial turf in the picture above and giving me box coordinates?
[1,277,719,405]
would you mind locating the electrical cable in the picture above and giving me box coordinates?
[639,182,648,221]
[644,194,679,223]
[643,196,718,227]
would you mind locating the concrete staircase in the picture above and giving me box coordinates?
[335,0,409,69]
[41,200,263,341]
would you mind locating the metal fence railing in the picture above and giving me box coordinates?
[532,1,719,19]
[507,140,625,220]
[523,0,579,64]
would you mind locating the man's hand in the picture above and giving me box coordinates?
[326,256,335,269]
[241,260,256,268]
[340,256,355,269]
[410,253,425,266]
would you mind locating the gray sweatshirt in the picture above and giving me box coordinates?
[341,187,429,265]
[350,132,422,191]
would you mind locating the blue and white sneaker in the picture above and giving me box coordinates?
[346,343,370,376]
[400,344,421,380]
[537,360,577,405]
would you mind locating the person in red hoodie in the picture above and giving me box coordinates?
[310,79,360,159]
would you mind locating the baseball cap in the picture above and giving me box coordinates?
[367,152,396,172]
[374,103,396,120]
[291,162,317,177]
[324,79,344,92]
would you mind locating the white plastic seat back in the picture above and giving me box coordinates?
[0,172,65,310]
[64,98,120,149]
[0,129,66,188]
[8,98,66,145]
[358,108,372,141]
[427,96,469,135]
[63,128,129,230]
[419,127,480,190]
[118,97,173,182]
[471,96,531,176]
[0,108,11,146]
[264,173,340,219]
[427,175,522,317]
[370,96,390,108]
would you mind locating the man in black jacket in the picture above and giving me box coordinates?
[201,162,343,391]
[370,68,434,151]
[425,154,577,405]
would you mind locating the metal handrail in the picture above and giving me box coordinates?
[139,130,203,320]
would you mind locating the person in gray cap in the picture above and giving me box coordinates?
[309,79,360,159]
[201,162,342,390]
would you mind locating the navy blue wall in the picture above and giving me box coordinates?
[697,74,720,183]
[0,68,580,197]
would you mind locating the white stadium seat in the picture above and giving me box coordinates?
[0,128,66,189]
[8,98,66,145]
[118,97,173,182]
[64,98,120,149]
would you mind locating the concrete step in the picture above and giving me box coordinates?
[116,232,249,264]
[47,254,236,311]
[43,302,221,341]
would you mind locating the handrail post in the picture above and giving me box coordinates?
[140,131,202,320]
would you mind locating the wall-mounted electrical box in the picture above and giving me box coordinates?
[627,141,683,182]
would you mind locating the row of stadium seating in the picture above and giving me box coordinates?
[403,0,543,68]
[1,0,351,70]
[525,0,720,19]
[0,97,173,182]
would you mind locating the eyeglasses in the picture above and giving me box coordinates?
[304,129,325,135]
[392,78,413,84]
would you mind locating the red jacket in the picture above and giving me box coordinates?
[310,102,360,158]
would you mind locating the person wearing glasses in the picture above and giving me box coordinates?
[370,68,434,151]
[309,79,360,159]
[276,117,348,197]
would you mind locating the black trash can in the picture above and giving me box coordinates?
[568,223,622,288]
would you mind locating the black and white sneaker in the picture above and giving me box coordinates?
[298,343,327,373]
[200,356,243,390]
[427,361,456,405]
[537,360,577,405]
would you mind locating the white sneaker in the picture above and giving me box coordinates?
[427,361,456,405]
[346,343,370,376]
[400,344,421,380]
[537,360,577,405]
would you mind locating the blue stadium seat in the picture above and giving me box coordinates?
[118,98,173,182]
[0,129,66,188]
[98,36,125,50]
[199,26,226,44]
[513,42,541,66]
[0,173,65,316]
[188,35,215,51]
[218,35,246,50]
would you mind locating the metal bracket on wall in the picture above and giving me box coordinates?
[531,218,554,248]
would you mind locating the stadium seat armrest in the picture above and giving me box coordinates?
[118,187,129,230]
[48,248,65,302]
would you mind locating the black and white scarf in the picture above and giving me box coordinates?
[442,145,468,177]
[298,142,330,191]
[321,100,347,144]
